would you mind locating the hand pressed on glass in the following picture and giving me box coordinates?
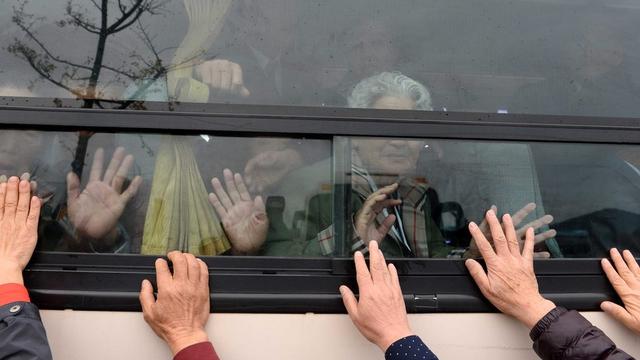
[340,241,413,352]
[465,210,555,329]
[66,147,142,247]
[600,248,640,334]
[469,203,556,259]
[353,183,401,247]
[0,177,41,285]
[195,59,251,98]
[209,168,268,255]
[139,251,210,355]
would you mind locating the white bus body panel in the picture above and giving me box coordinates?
[41,311,640,359]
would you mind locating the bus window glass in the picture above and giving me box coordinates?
[0,0,639,118]
[331,136,640,259]
[0,129,331,256]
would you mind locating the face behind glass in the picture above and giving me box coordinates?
[0,130,44,177]
[353,96,424,177]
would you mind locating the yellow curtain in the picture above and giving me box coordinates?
[142,136,230,255]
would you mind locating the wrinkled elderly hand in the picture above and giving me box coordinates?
[209,169,268,255]
[600,248,640,334]
[244,148,303,193]
[195,59,251,98]
[468,203,556,259]
[340,241,413,351]
[0,176,41,285]
[354,183,401,247]
[465,210,556,329]
[67,147,142,247]
[140,251,210,355]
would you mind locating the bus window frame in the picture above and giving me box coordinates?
[1,100,639,313]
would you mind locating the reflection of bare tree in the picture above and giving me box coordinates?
[6,0,196,175]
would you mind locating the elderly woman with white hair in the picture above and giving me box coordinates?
[347,71,433,111]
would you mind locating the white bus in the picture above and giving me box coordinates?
[1,0,640,358]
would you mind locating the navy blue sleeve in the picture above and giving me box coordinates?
[385,335,438,360]
[0,302,53,360]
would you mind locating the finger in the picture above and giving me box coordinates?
[26,196,41,233]
[502,214,520,256]
[184,253,200,283]
[112,154,134,193]
[377,214,396,238]
[210,66,222,91]
[354,251,372,290]
[223,169,242,204]
[610,248,637,286]
[14,179,32,223]
[516,215,554,239]
[103,147,125,185]
[254,195,266,212]
[486,210,509,255]
[465,259,491,293]
[155,258,172,291]
[478,205,498,234]
[602,258,630,295]
[197,259,209,287]
[234,173,251,201]
[20,172,30,181]
[0,182,6,217]
[468,221,496,260]
[601,301,637,330]
[511,203,536,227]
[208,193,228,218]
[219,67,232,91]
[139,279,156,315]
[167,251,188,282]
[378,183,399,195]
[211,177,233,210]
[533,229,557,245]
[533,251,551,259]
[231,63,251,97]
[3,177,19,220]
[66,172,81,202]
[371,199,402,213]
[388,263,402,295]
[362,194,388,218]
[120,176,142,203]
[89,148,105,182]
[522,228,535,261]
[339,285,359,319]
[369,241,390,285]
[30,181,37,194]
[623,250,640,278]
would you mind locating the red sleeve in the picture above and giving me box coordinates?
[0,283,30,306]
[173,342,219,360]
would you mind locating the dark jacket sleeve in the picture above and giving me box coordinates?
[531,306,633,360]
[385,335,439,360]
[0,301,53,360]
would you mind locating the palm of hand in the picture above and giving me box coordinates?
[68,181,124,239]
[222,200,268,252]
[357,221,386,243]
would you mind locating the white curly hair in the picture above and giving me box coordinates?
[347,71,433,110]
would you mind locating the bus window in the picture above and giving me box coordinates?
[1,1,639,118]
[0,129,331,256]
[331,137,640,259]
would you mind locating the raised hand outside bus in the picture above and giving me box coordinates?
[66,147,142,248]
[465,210,556,329]
[0,177,41,285]
[209,169,268,255]
[600,248,640,334]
